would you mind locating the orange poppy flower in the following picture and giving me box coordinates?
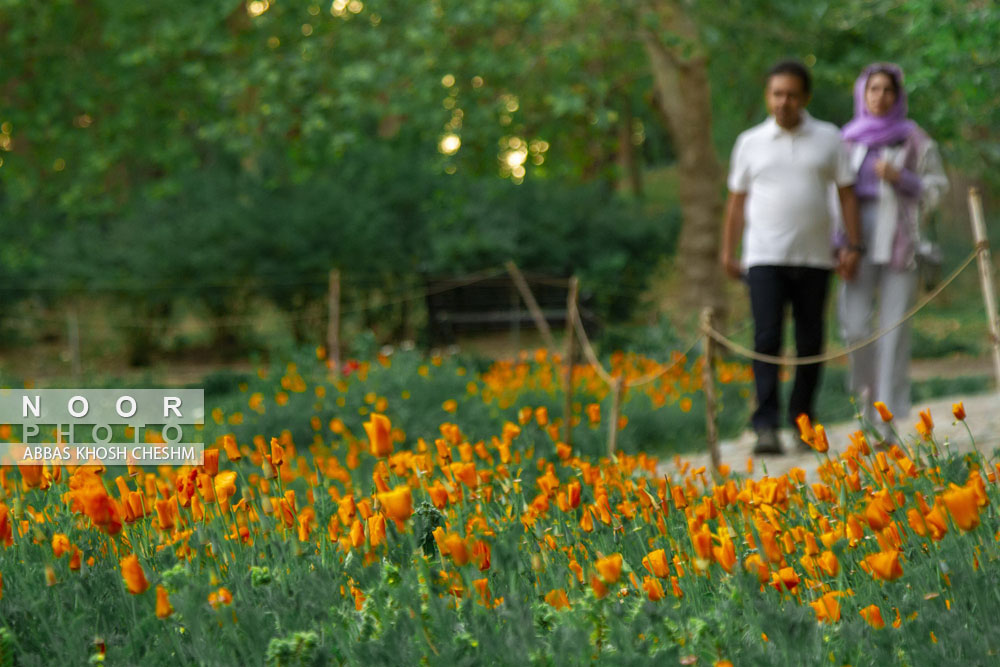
[919,408,934,433]
[270,438,285,467]
[941,484,980,531]
[364,413,393,457]
[350,586,365,611]
[154,499,175,532]
[642,576,665,601]
[21,465,44,489]
[555,442,572,460]
[809,592,841,623]
[744,553,770,584]
[156,585,174,618]
[444,533,470,566]
[642,549,670,578]
[859,604,885,629]
[473,578,490,604]
[450,462,479,490]
[590,574,609,599]
[770,566,800,592]
[367,514,386,547]
[818,550,839,577]
[595,553,623,584]
[579,507,594,533]
[52,533,71,558]
[796,413,814,446]
[69,546,82,571]
[713,539,736,573]
[812,424,829,453]
[874,401,893,422]
[865,495,892,531]
[566,481,582,509]
[690,526,713,560]
[865,549,903,581]
[202,448,219,476]
[223,435,242,462]
[120,554,149,595]
[209,587,233,608]
[586,403,601,425]
[349,519,365,548]
[545,588,570,610]
[469,539,491,572]
[517,406,533,425]
[214,471,238,503]
[377,485,413,522]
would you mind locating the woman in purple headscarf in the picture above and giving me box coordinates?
[837,63,948,441]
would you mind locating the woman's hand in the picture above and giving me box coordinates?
[873,159,900,184]
[836,247,861,281]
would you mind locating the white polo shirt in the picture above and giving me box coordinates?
[728,111,854,269]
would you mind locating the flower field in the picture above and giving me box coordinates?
[0,347,998,666]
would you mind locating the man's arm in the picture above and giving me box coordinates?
[836,185,862,280]
[720,192,747,280]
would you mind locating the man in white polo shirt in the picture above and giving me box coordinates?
[720,60,862,455]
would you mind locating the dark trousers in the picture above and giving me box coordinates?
[746,265,831,431]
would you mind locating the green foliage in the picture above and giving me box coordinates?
[204,343,711,465]
[414,502,446,558]
[2,345,1000,664]
[250,566,273,587]
[265,631,322,667]
[0,627,15,667]
[698,0,1000,175]
[2,0,997,364]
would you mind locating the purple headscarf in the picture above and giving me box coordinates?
[841,63,916,146]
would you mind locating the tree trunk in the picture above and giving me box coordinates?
[638,3,727,317]
[617,97,643,198]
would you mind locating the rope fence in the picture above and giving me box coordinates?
[6,189,996,469]
[561,189,999,464]
[702,245,982,366]
[0,266,515,331]
[571,305,701,389]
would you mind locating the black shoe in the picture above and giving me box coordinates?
[753,428,782,455]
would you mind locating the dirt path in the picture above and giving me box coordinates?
[659,389,1000,481]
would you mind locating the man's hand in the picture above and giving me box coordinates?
[836,248,861,281]
[720,253,743,281]
[836,185,862,281]
[721,192,747,281]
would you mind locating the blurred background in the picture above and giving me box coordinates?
[0,0,997,387]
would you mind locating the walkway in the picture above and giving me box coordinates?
[660,389,1000,481]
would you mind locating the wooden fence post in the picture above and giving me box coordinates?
[505,260,556,350]
[563,277,578,448]
[327,269,341,370]
[67,308,81,380]
[968,188,1000,391]
[701,307,721,470]
[607,375,626,458]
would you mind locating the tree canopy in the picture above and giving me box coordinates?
[0,0,995,346]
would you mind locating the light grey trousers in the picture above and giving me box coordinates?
[838,202,918,430]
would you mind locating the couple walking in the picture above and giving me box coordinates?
[720,60,948,455]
